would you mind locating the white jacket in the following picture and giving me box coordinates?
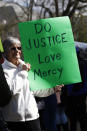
[1,59,54,122]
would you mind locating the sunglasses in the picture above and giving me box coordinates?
[10,47,21,51]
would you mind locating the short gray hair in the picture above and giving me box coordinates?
[2,36,21,58]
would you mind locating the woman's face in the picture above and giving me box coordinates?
[7,43,22,63]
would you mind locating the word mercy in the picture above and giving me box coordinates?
[33,67,63,80]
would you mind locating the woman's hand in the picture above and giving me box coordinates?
[54,84,64,104]
[53,84,64,93]
[22,63,31,71]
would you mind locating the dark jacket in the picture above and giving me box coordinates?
[0,64,12,107]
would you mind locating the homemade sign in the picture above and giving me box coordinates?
[18,16,81,91]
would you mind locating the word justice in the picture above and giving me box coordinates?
[26,33,67,49]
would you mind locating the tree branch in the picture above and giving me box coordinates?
[54,0,59,16]
[68,0,79,17]
[77,4,87,10]
[79,0,87,3]
[62,0,74,16]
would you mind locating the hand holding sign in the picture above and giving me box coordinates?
[22,63,31,71]
[54,84,64,104]
[19,59,31,71]
[54,84,64,93]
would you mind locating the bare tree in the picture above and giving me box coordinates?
[1,0,87,20]
[34,0,87,18]
[0,0,87,41]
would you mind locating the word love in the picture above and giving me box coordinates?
[38,52,61,64]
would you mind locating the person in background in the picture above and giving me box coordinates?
[0,51,4,64]
[0,51,11,131]
[65,47,87,131]
[56,90,69,131]
[41,91,69,131]
[1,36,64,131]
[43,94,58,131]
[35,96,46,131]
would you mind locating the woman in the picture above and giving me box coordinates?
[1,36,64,131]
